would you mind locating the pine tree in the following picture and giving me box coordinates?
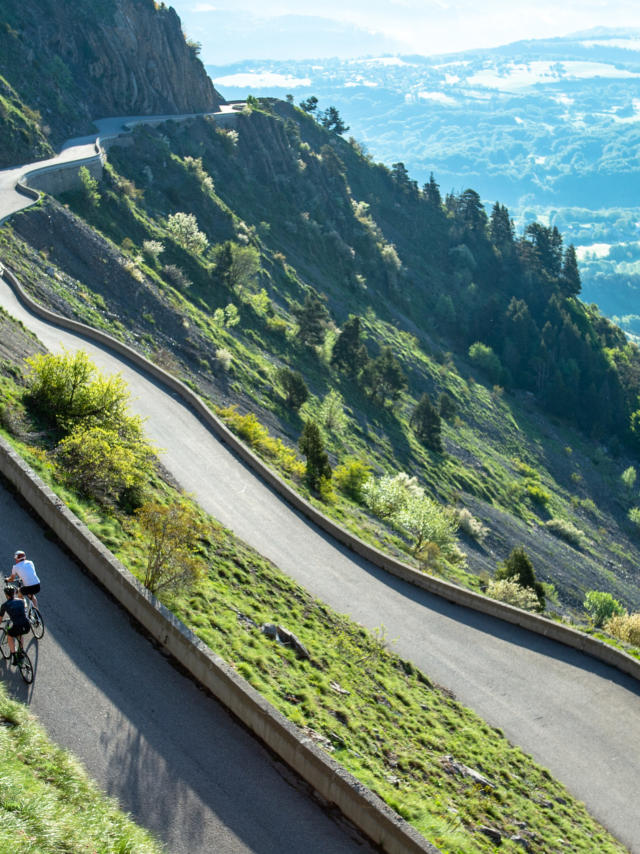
[331,315,367,375]
[299,420,331,491]
[559,244,581,298]
[496,546,545,610]
[411,393,443,452]
[293,291,330,347]
[361,347,407,405]
[277,367,309,410]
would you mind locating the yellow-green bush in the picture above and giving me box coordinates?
[606,612,640,647]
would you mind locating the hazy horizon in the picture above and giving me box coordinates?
[168,1,640,64]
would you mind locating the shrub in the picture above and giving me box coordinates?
[215,348,232,372]
[496,546,545,610]
[486,579,541,611]
[78,165,100,206]
[621,465,637,490]
[468,342,503,384]
[544,518,586,549]
[217,406,304,478]
[628,507,640,527]
[277,366,309,410]
[333,458,372,502]
[142,240,164,263]
[318,389,347,435]
[584,590,625,627]
[398,495,460,558]
[54,424,154,505]
[605,612,640,647]
[26,350,131,434]
[455,508,488,542]
[162,264,192,290]
[526,482,551,506]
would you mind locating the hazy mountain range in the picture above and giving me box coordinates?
[209,29,640,336]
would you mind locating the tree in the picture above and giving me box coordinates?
[496,546,545,610]
[410,393,443,452]
[277,367,309,410]
[439,392,457,422]
[331,315,367,375]
[423,172,442,208]
[361,347,407,405]
[622,465,637,490]
[299,420,331,491]
[398,494,459,558]
[299,95,318,113]
[559,244,581,298]
[293,291,330,347]
[468,342,503,384]
[362,472,423,520]
[26,350,132,434]
[135,501,207,596]
[166,212,208,254]
[318,105,349,134]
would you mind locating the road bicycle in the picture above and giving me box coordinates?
[3,578,44,639]
[0,621,34,684]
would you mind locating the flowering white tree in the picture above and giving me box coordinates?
[362,472,423,519]
[166,212,208,254]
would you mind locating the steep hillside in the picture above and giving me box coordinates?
[0,0,223,166]
[3,99,640,619]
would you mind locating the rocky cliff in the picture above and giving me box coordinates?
[0,0,224,165]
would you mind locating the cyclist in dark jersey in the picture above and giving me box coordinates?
[1,584,30,665]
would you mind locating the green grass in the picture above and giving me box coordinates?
[0,683,163,853]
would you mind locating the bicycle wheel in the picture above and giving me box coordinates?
[17,648,33,684]
[29,607,44,639]
[0,628,9,660]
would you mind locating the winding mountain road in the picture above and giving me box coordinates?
[1,120,639,852]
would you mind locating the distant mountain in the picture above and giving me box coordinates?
[208,31,640,335]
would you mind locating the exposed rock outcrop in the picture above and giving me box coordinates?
[0,0,224,164]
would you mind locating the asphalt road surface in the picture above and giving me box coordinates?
[0,274,638,853]
[0,481,374,854]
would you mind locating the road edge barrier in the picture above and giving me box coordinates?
[0,434,438,854]
[2,264,640,686]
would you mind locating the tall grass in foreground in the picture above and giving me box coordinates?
[0,684,163,854]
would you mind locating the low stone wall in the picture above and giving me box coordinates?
[0,436,438,854]
[3,263,639,687]
[23,150,104,197]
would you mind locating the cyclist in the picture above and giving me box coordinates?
[8,550,41,609]
[0,584,30,665]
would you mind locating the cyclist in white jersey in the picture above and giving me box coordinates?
[8,550,40,609]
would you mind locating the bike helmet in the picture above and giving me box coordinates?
[3,585,14,597]
[14,550,25,560]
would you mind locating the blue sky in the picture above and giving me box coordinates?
[168,0,640,63]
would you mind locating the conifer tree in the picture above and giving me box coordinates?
[496,546,545,610]
[559,244,581,298]
[293,291,330,347]
[411,393,443,452]
[331,315,367,375]
[299,420,331,491]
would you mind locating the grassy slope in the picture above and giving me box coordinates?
[0,346,627,853]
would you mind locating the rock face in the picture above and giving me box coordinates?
[0,0,224,160]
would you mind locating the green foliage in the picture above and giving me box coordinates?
[134,500,207,595]
[621,465,637,490]
[628,507,640,527]
[487,579,541,611]
[398,494,460,558]
[468,341,503,384]
[317,389,347,435]
[142,239,164,263]
[438,391,457,421]
[299,419,331,491]
[78,165,101,207]
[606,612,640,647]
[361,346,407,405]
[410,393,442,452]
[544,518,586,549]
[26,350,131,434]
[166,211,208,254]
[331,315,367,376]
[362,472,423,520]
[584,590,625,628]
[526,482,551,507]
[55,424,153,505]
[292,290,330,347]
[277,366,309,410]
[496,546,545,610]
[333,457,372,502]
[218,406,304,478]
